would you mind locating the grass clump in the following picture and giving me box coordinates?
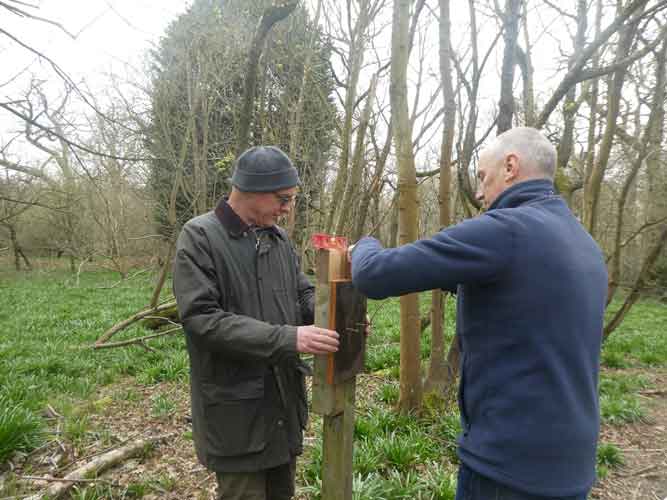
[0,395,43,462]
[599,373,648,425]
[596,442,624,479]
[377,383,399,405]
[151,393,176,418]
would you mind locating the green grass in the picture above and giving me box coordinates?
[596,442,625,479]
[603,298,667,368]
[1,269,665,497]
[0,395,43,462]
[0,268,180,462]
[599,373,649,424]
[150,393,176,418]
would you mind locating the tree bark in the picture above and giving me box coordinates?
[607,38,666,305]
[353,121,392,241]
[324,0,370,234]
[604,224,667,338]
[556,0,588,174]
[391,0,422,413]
[237,2,298,154]
[336,74,378,236]
[497,0,522,134]
[517,2,535,126]
[583,11,642,236]
[425,0,456,394]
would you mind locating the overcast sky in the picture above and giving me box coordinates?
[2,0,190,82]
[1,0,192,145]
[0,0,584,168]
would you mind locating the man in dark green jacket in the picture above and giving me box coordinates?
[173,146,339,500]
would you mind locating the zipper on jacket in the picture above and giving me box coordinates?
[252,228,265,318]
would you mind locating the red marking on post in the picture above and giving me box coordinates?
[311,233,349,251]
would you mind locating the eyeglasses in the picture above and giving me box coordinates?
[274,193,297,206]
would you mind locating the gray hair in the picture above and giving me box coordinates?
[486,127,557,179]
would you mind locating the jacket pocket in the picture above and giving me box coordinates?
[202,377,266,457]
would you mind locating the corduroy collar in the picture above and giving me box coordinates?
[214,197,285,240]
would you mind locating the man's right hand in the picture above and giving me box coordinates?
[296,325,339,354]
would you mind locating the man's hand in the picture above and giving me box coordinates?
[347,243,355,263]
[297,325,340,354]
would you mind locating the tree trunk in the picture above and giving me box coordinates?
[583,1,603,210]
[642,38,667,267]
[604,224,667,338]
[150,241,174,309]
[287,0,322,239]
[391,0,422,413]
[425,0,456,394]
[6,223,21,270]
[457,0,483,211]
[557,0,588,173]
[336,74,378,236]
[497,0,522,134]
[237,2,298,154]
[608,38,666,305]
[583,13,641,236]
[518,2,535,126]
[353,121,392,241]
[389,188,399,247]
[324,0,370,234]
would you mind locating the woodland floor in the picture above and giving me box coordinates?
[1,268,665,499]
[5,369,666,500]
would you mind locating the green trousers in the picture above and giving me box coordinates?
[215,460,296,500]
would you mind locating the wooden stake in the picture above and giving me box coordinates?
[311,248,366,500]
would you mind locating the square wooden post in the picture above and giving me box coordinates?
[311,248,366,500]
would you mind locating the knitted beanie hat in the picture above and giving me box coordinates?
[231,146,299,192]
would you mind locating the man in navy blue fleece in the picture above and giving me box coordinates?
[350,127,607,500]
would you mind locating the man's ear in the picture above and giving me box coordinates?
[504,153,519,182]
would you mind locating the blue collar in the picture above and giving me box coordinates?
[487,179,557,211]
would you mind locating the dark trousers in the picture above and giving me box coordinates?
[215,460,296,500]
[455,463,588,500]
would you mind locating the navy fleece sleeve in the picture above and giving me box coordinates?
[351,212,513,299]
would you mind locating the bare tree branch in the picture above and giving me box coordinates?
[0,0,77,38]
[0,195,69,213]
[0,27,141,134]
[0,103,151,162]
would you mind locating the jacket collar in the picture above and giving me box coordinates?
[214,197,285,240]
[487,179,557,211]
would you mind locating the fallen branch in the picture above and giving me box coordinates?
[96,267,153,290]
[619,463,661,477]
[95,301,177,346]
[92,326,183,350]
[24,435,168,500]
[639,389,667,396]
[20,475,115,485]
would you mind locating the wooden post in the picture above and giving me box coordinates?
[312,248,366,500]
